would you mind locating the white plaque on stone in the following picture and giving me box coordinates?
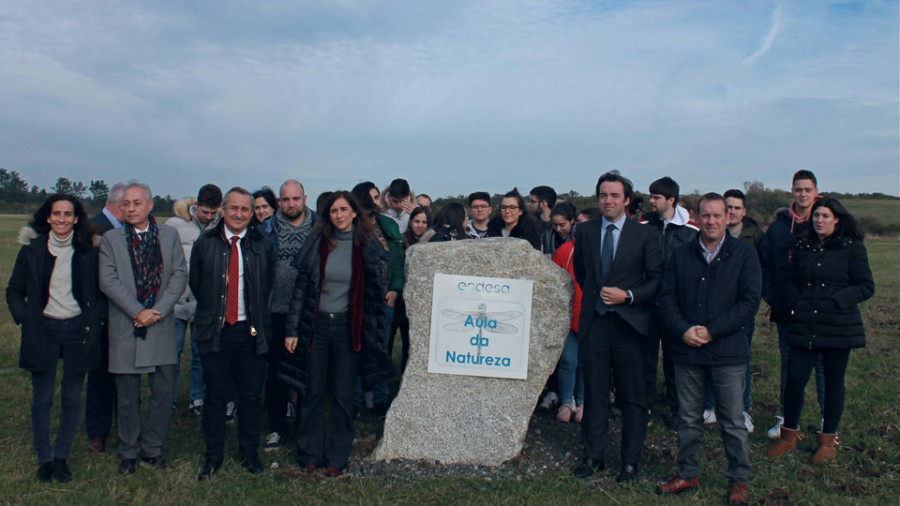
[427,273,533,380]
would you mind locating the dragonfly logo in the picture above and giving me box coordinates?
[456,281,511,294]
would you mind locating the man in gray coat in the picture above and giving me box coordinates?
[99,181,187,475]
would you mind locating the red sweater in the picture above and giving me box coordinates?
[552,240,582,333]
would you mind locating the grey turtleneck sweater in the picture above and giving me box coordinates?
[319,229,353,313]
[44,231,81,319]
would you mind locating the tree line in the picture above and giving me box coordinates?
[0,169,175,215]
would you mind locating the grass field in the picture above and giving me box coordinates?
[0,214,897,504]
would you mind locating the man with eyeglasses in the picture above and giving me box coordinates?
[466,191,492,239]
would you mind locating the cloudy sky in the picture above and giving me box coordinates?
[1,0,897,201]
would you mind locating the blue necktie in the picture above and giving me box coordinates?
[595,223,616,314]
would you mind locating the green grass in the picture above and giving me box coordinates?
[0,214,897,504]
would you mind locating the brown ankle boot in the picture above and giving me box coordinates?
[811,432,837,464]
[766,426,804,458]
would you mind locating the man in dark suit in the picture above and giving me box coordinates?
[573,172,663,481]
[84,181,126,453]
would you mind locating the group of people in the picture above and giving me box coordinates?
[6,171,874,505]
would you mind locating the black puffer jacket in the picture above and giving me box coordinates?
[785,235,874,350]
[6,229,106,373]
[189,221,275,355]
[279,232,393,392]
[486,215,542,250]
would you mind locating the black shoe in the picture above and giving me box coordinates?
[140,455,174,470]
[241,457,265,474]
[53,458,72,483]
[617,464,638,483]
[197,460,221,481]
[118,459,137,475]
[573,457,605,478]
[36,461,53,482]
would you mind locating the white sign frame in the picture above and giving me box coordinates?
[427,273,534,380]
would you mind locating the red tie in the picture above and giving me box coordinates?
[226,236,240,325]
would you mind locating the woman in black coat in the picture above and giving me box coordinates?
[6,194,105,483]
[767,197,874,464]
[282,191,392,477]
[486,188,542,250]
[420,202,468,243]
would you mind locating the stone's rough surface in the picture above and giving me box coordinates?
[374,238,573,466]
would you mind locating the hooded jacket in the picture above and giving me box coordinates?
[6,227,106,373]
[166,199,219,321]
[640,204,699,261]
[761,200,820,322]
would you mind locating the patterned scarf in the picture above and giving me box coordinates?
[125,216,163,339]
[271,208,316,313]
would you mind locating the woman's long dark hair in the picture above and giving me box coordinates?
[808,196,865,241]
[350,181,379,217]
[29,193,95,250]
[403,206,432,246]
[430,202,468,240]
[318,190,375,251]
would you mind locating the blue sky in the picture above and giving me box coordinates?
[1,0,897,201]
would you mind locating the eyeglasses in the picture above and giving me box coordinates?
[500,205,519,211]
[470,205,490,210]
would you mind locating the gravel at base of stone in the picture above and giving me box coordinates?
[344,407,649,483]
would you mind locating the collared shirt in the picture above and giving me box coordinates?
[599,213,633,303]
[599,213,627,258]
[381,209,410,234]
[699,234,726,264]
[225,227,248,321]
[103,207,122,229]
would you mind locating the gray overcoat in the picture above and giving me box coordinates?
[99,223,188,374]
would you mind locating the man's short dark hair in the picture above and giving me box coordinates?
[792,170,817,187]
[698,192,726,212]
[468,191,491,205]
[723,189,745,204]
[648,176,679,202]
[387,178,411,198]
[197,184,223,208]
[530,185,557,208]
[594,171,633,201]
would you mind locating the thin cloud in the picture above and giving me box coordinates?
[743,2,783,67]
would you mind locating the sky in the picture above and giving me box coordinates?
[1,0,898,201]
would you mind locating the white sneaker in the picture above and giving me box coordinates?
[226,401,237,423]
[539,391,559,409]
[189,398,204,417]
[263,431,282,452]
[743,411,755,433]
[286,401,295,418]
[364,391,375,410]
[703,409,717,424]
[766,416,784,439]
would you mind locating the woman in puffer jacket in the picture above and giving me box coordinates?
[766,197,874,464]
[6,194,105,483]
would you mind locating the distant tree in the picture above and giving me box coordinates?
[0,169,30,202]
[89,180,109,204]
[52,177,87,198]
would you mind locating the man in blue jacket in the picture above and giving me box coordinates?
[656,193,761,506]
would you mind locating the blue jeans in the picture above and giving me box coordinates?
[778,323,824,417]
[558,330,584,406]
[174,318,205,405]
[705,320,754,412]
[674,362,750,485]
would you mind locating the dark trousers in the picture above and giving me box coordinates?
[85,334,115,440]
[643,332,678,413]
[31,316,86,463]
[201,322,266,463]
[115,364,176,460]
[388,296,410,372]
[581,311,648,466]
[296,312,359,469]
[784,346,850,434]
[266,313,290,436]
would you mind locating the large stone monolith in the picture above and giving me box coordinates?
[373,238,572,466]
